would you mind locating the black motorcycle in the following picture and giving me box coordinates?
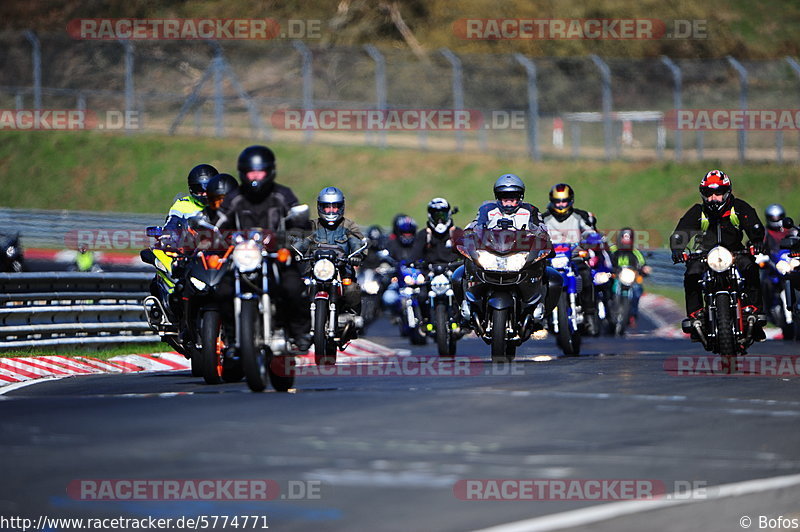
[680,245,766,358]
[422,262,464,357]
[457,221,558,362]
[0,232,25,273]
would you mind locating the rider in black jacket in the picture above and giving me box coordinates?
[216,145,312,352]
[669,170,767,334]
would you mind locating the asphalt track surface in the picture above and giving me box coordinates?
[2,313,800,532]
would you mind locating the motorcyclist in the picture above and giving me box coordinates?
[542,183,599,332]
[764,204,794,254]
[387,214,418,265]
[75,245,96,272]
[163,164,219,243]
[454,174,559,321]
[294,186,367,318]
[411,198,464,324]
[182,173,239,251]
[670,170,767,339]
[609,227,651,326]
[362,225,389,270]
[215,145,312,353]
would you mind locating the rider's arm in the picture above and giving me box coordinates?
[737,199,767,246]
[670,204,702,251]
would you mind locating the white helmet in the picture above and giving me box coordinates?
[427,197,453,234]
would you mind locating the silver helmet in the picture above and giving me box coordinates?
[317,186,345,226]
[765,203,786,231]
[493,174,525,214]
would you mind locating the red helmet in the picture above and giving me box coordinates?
[699,170,732,212]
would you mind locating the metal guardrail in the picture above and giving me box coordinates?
[0,272,159,349]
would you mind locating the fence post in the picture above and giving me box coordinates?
[293,40,314,143]
[590,55,613,161]
[726,56,748,164]
[364,45,387,148]
[784,57,800,161]
[23,30,42,110]
[440,48,465,152]
[120,40,135,135]
[209,41,225,138]
[660,56,682,161]
[513,54,540,161]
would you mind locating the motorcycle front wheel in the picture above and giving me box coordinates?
[556,292,581,356]
[314,299,337,366]
[240,299,270,392]
[435,302,456,357]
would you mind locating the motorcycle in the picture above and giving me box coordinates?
[609,266,639,336]
[231,204,309,393]
[395,261,428,345]
[548,243,583,355]
[422,262,464,357]
[457,221,556,362]
[680,246,766,358]
[357,250,393,329]
[761,234,800,340]
[0,232,25,272]
[295,241,368,366]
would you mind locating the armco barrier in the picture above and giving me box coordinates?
[0,272,159,349]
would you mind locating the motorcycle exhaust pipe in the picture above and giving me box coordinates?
[693,321,708,349]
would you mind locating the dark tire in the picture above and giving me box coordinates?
[409,306,427,345]
[268,356,295,392]
[240,299,269,392]
[189,347,202,377]
[435,303,456,357]
[614,297,631,337]
[361,295,379,327]
[491,308,510,363]
[314,299,336,366]
[200,309,223,384]
[715,293,736,358]
[556,292,581,355]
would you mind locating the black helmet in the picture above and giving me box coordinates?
[765,203,786,231]
[187,164,219,205]
[427,197,453,234]
[237,145,276,198]
[393,214,417,246]
[206,173,238,210]
[493,174,525,214]
[617,227,635,249]
[549,183,575,216]
[317,186,345,227]
[366,225,384,246]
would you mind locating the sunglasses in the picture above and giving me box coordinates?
[700,185,730,198]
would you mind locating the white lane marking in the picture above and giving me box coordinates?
[0,375,71,395]
[472,472,800,532]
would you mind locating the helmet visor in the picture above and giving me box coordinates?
[429,210,450,224]
[700,185,730,198]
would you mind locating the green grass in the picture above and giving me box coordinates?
[644,283,685,309]
[0,342,174,360]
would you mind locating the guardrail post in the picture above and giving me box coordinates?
[514,53,540,161]
[24,30,42,110]
[364,45,388,148]
[590,55,613,161]
[660,56,682,161]
[440,48,465,152]
[726,56,748,164]
[293,40,314,143]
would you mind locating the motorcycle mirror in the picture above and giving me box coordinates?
[146,226,163,238]
[784,217,795,228]
[286,204,310,226]
[452,206,460,215]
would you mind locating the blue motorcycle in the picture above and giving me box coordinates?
[548,243,582,355]
[396,262,427,345]
[761,243,800,341]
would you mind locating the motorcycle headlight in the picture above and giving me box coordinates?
[363,279,381,295]
[403,274,416,286]
[232,241,261,272]
[618,267,637,286]
[706,246,734,273]
[593,271,612,285]
[313,258,336,281]
[5,246,16,258]
[776,259,798,276]
[475,250,499,270]
[190,276,207,290]
[505,252,530,271]
[551,255,570,270]
[430,273,451,295]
